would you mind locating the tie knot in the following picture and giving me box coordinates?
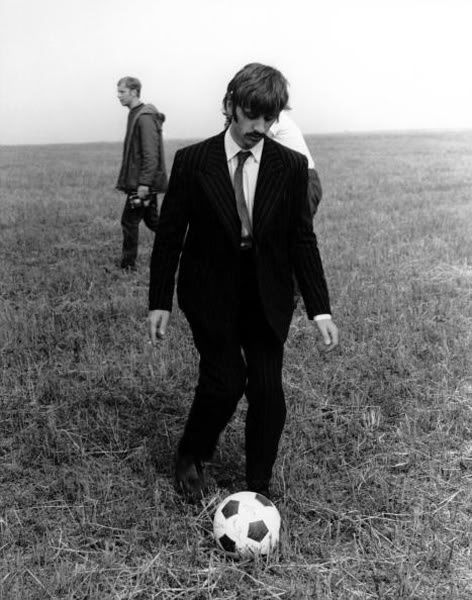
[237,151,252,167]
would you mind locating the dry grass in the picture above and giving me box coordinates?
[1,131,472,599]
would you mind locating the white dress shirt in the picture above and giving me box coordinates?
[224,127,330,322]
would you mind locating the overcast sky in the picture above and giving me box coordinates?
[1,0,471,145]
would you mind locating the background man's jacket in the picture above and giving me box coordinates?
[116,103,168,193]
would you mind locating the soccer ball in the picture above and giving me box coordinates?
[213,491,281,558]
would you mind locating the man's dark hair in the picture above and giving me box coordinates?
[117,76,142,98]
[223,63,289,124]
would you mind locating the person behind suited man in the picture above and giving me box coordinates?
[148,63,339,500]
[269,110,322,219]
[116,76,168,270]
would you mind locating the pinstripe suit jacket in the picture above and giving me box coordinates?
[149,131,331,343]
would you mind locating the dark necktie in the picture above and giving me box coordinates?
[233,151,253,248]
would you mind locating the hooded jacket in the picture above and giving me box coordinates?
[116,103,168,193]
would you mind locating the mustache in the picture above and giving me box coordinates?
[246,133,264,139]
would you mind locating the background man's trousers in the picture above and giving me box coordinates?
[178,249,286,490]
[120,193,159,268]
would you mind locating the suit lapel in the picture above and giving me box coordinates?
[253,138,287,236]
[198,132,241,248]
[197,134,288,246]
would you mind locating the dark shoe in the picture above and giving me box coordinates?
[175,453,205,500]
[247,482,271,502]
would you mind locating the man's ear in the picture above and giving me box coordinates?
[226,98,238,123]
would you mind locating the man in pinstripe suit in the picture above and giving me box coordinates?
[148,64,339,500]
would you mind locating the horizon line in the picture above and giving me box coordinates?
[2,126,472,148]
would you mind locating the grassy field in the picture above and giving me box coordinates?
[1,130,471,599]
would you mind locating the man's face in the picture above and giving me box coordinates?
[229,104,277,149]
[117,83,138,108]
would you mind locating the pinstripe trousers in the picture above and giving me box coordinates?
[178,249,286,489]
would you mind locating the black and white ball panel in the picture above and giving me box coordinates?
[213,491,281,557]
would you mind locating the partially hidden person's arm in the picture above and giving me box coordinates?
[307,168,323,217]
[138,114,159,189]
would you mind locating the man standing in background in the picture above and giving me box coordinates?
[116,76,168,270]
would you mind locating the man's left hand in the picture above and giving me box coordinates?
[316,318,339,352]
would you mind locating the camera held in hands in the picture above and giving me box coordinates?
[127,192,151,209]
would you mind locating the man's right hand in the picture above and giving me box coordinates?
[148,310,170,344]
